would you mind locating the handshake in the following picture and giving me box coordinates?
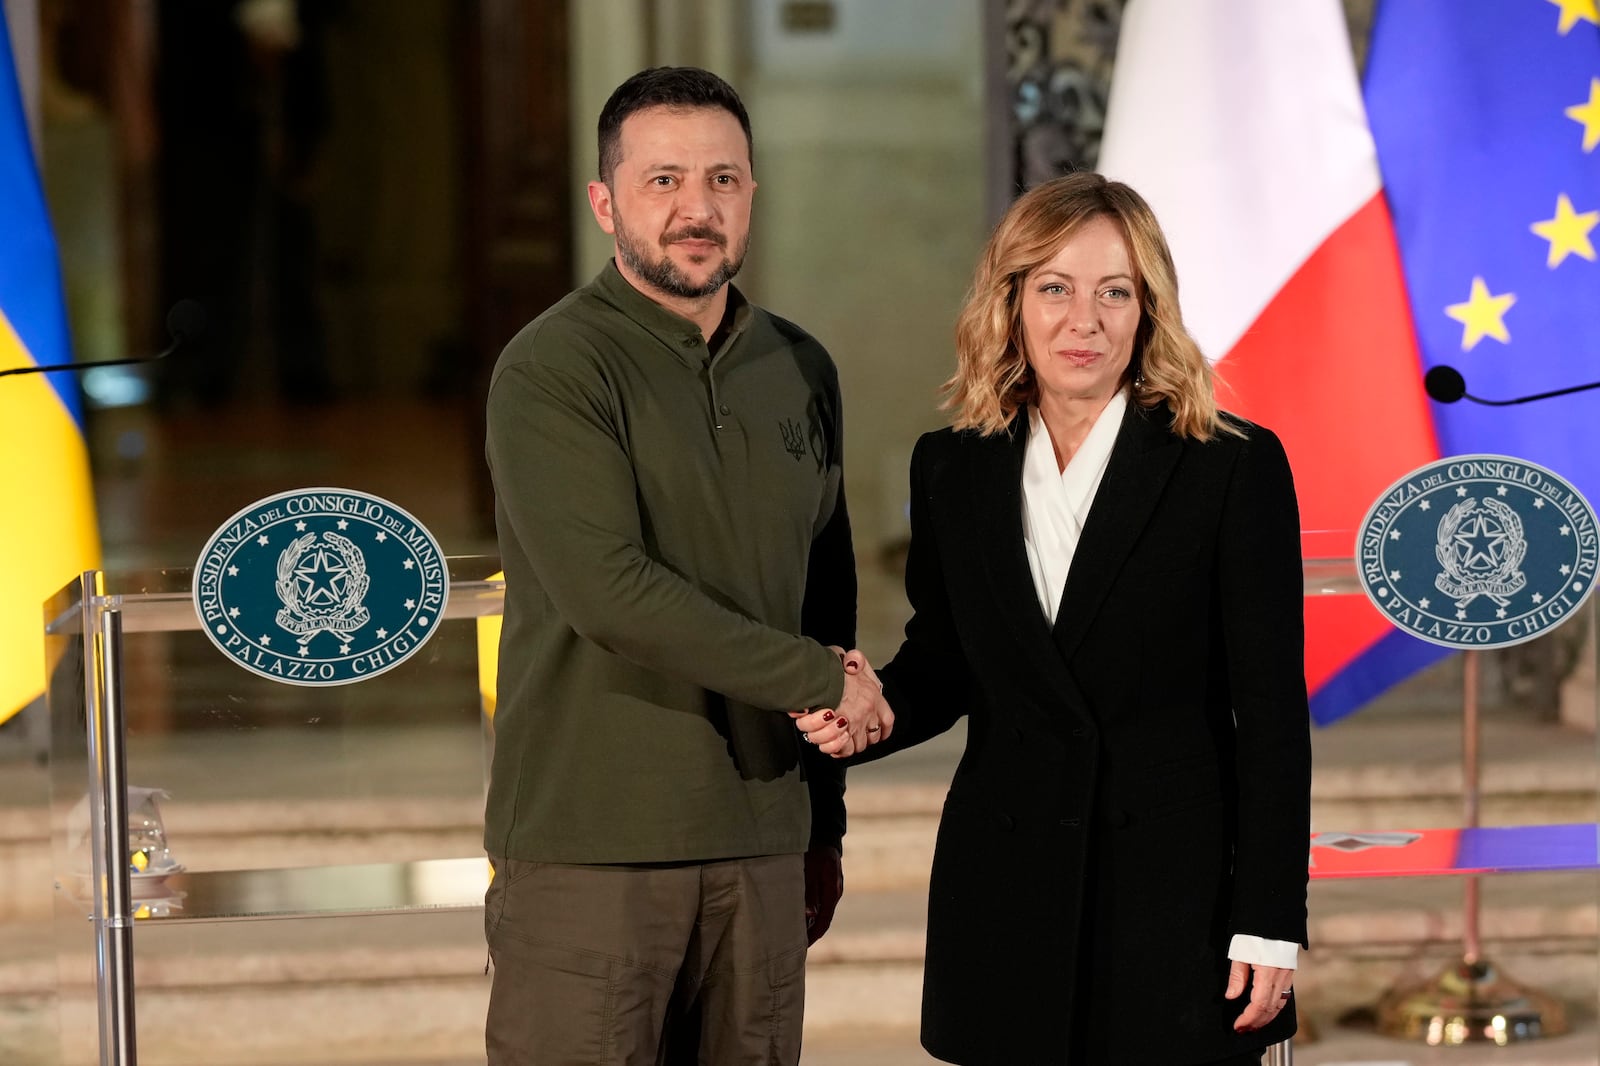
[789,647,896,758]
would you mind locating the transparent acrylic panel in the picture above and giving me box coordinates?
[44,557,502,1065]
[44,572,97,1066]
[1301,529,1364,597]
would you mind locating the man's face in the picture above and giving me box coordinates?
[589,106,755,301]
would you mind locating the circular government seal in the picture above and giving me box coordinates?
[1357,456,1598,650]
[193,488,450,685]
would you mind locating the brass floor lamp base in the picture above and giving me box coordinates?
[1376,957,1568,1045]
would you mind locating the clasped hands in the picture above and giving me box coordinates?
[790,647,894,758]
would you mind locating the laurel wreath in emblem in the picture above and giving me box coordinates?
[1433,497,1528,608]
[274,531,372,646]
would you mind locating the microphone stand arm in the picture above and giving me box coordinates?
[1461,378,1600,407]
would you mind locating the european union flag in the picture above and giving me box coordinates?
[1365,1,1600,510]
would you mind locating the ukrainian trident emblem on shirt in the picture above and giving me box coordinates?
[778,418,809,461]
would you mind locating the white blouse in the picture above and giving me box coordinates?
[1020,390,1127,624]
[1018,389,1298,972]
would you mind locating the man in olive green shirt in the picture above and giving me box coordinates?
[482,67,889,1064]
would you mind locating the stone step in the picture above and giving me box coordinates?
[7,958,1597,1065]
[6,786,1593,924]
[4,697,1597,1062]
[6,709,1595,917]
[4,865,1596,1065]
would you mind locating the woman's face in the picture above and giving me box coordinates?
[1019,215,1142,410]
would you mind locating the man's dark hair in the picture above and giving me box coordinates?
[597,66,753,185]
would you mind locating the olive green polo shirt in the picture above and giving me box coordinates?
[484,261,854,863]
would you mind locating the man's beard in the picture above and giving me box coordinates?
[614,213,749,299]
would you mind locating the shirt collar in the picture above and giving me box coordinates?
[1026,387,1129,507]
[590,259,753,367]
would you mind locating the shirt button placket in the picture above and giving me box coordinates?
[688,335,722,431]
[707,370,725,433]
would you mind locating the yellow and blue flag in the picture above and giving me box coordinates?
[0,11,101,724]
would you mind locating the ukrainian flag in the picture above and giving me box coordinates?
[0,11,101,725]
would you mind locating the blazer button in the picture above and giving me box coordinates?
[998,812,1016,830]
[1107,809,1129,829]
[1059,818,1081,828]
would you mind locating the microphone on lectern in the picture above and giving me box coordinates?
[0,300,207,379]
[1423,364,1600,407]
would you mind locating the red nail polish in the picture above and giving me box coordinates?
[822,710,834,722]
[836,718,849,728]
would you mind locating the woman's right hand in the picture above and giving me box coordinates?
[790,648,894,756]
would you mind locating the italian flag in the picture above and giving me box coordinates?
[1097,0,1444,723]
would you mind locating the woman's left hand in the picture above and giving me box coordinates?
[1225,961,1294,1032]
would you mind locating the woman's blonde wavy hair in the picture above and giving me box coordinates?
[945,172,1236,441]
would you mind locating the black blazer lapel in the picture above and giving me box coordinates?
[1051,401,1182,661]
[968,415,1051,643]
[967,414,1097,734]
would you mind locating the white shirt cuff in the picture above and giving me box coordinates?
[1227,934,1299,969]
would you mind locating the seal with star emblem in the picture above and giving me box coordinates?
[1356,455,1598,650]
[192,488,450,684]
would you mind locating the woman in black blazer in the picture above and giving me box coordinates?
[796,173,1311,1065]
